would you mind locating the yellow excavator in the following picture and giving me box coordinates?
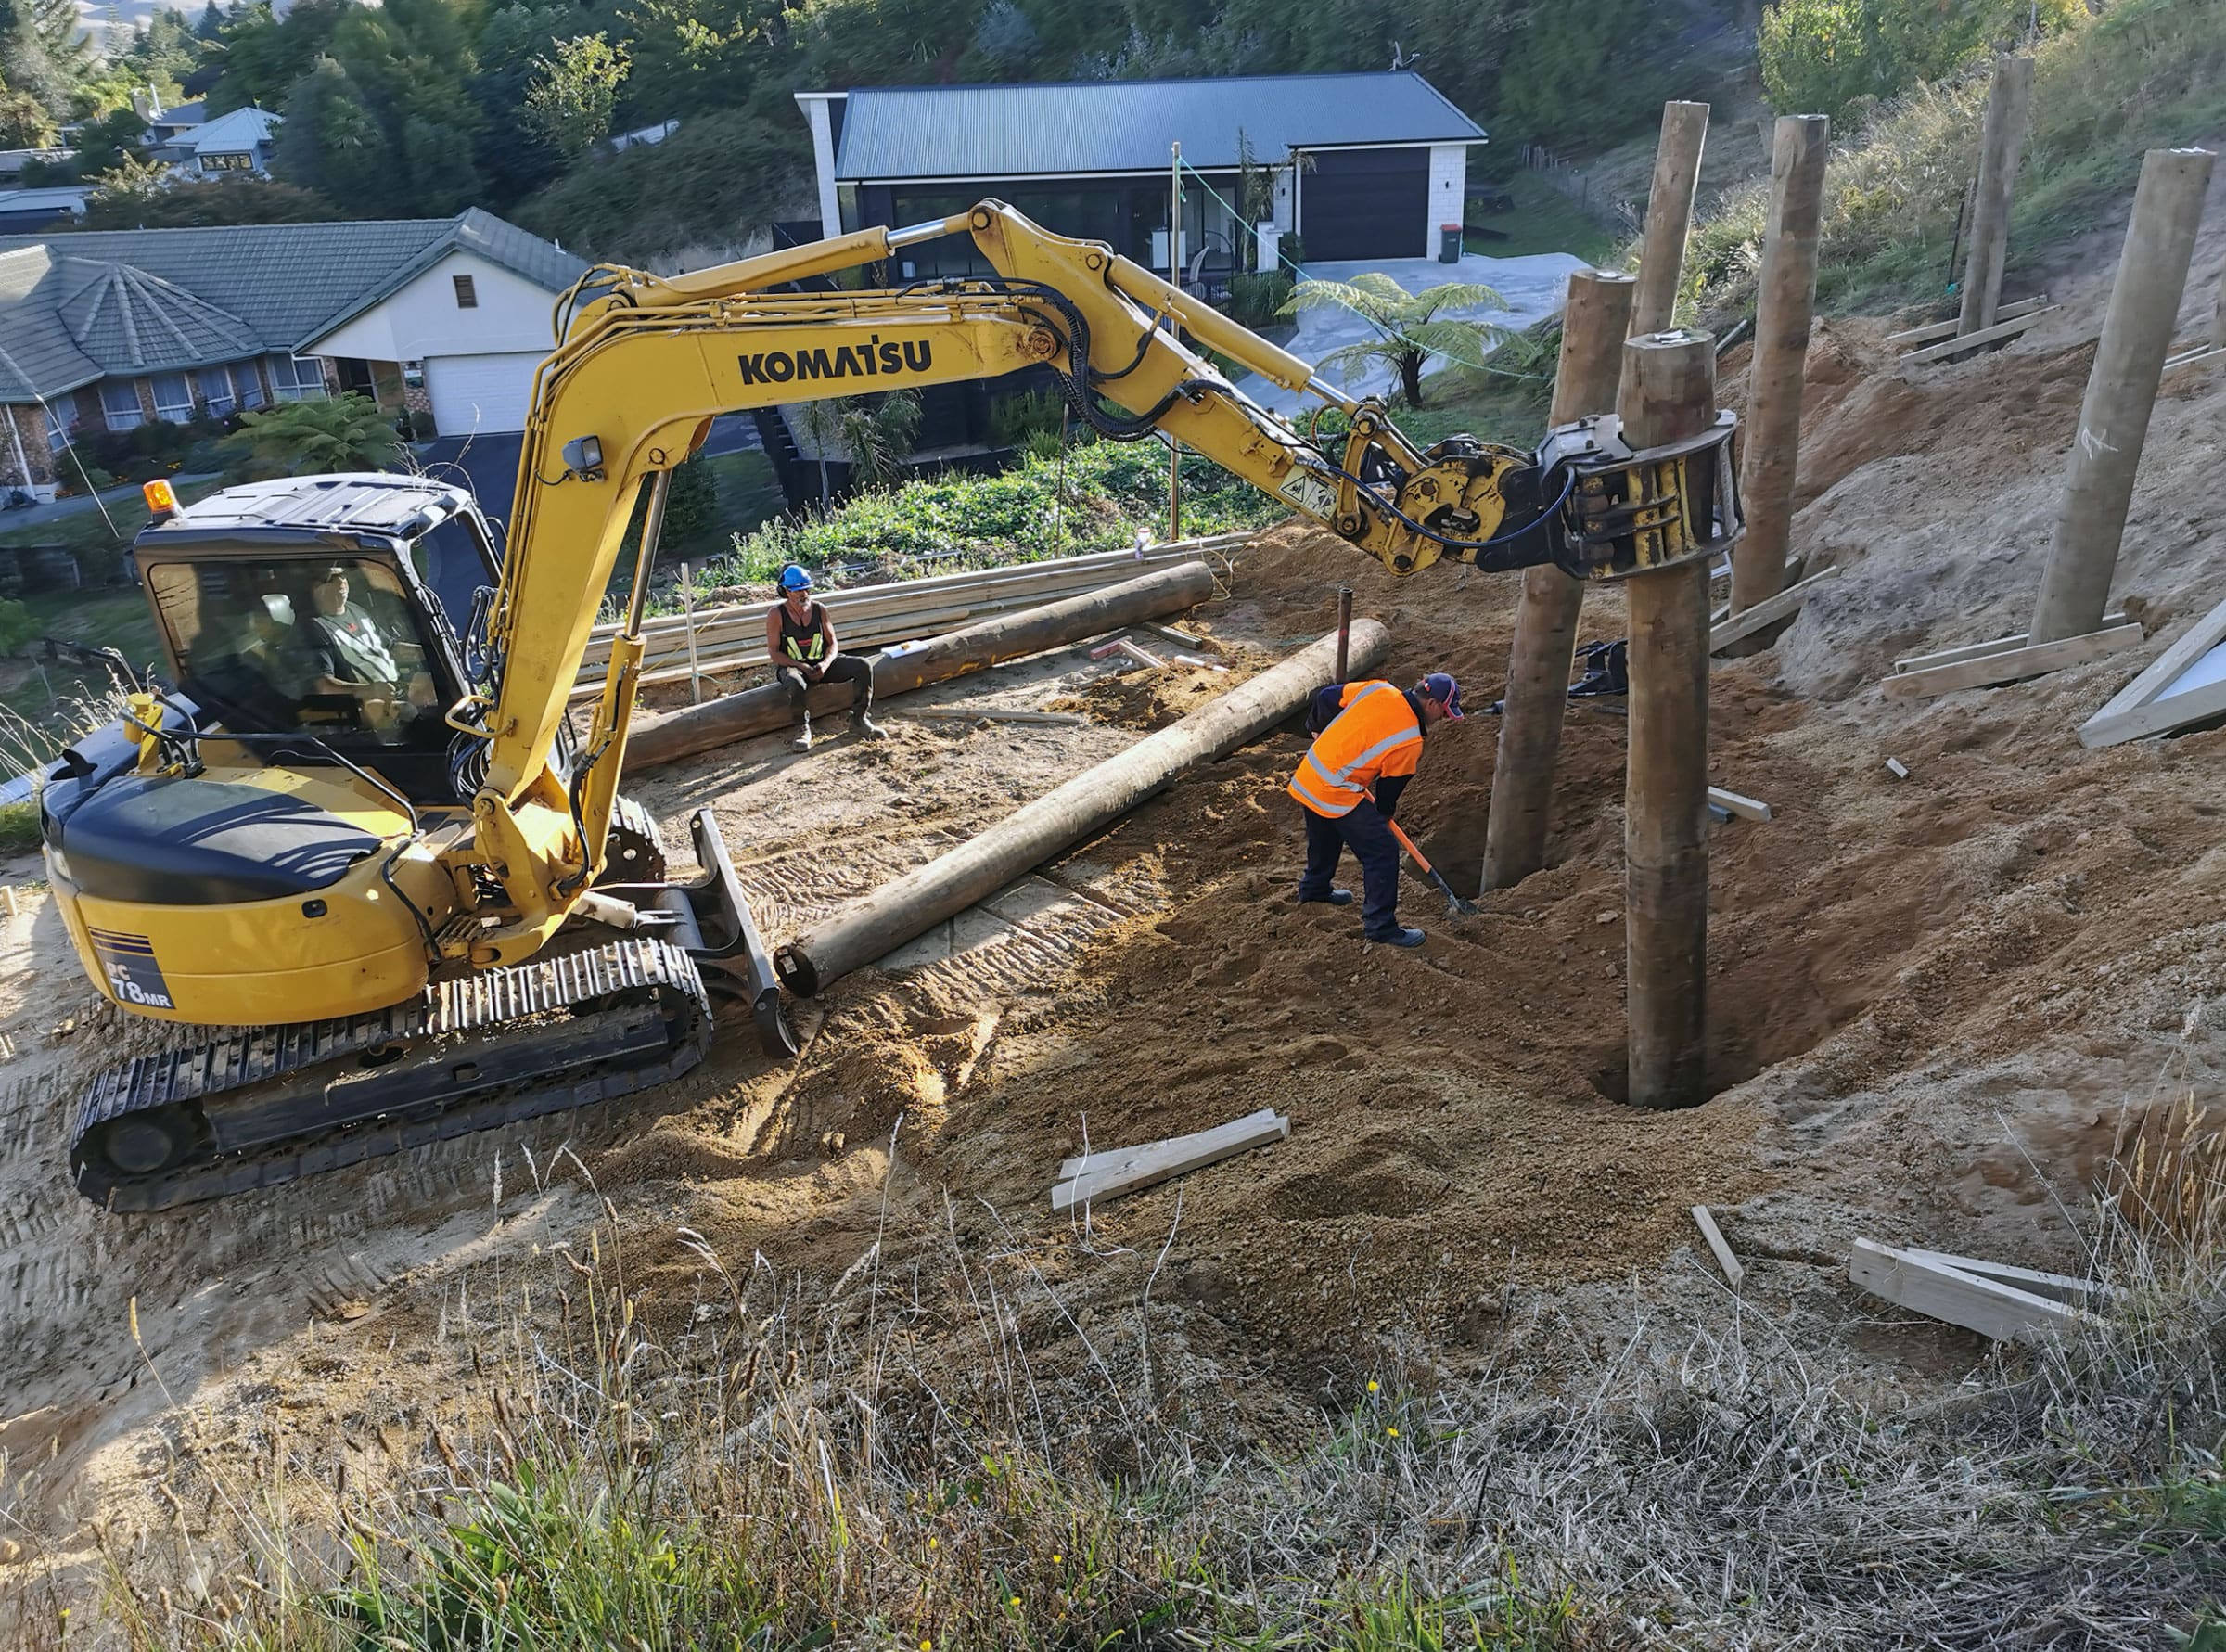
[42,202,1739,1210]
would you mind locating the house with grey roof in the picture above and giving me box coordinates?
[0,209,586,500]
[795,70,1487,280]
[184,107,280,179]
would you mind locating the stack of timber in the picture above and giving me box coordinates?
[573,532,1248,699]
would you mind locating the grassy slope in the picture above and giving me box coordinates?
[1686,0,2226,323]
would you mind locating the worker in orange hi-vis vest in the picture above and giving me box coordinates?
[1286,672,1463,948]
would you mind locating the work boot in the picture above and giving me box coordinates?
[1366,926,1426,949]
[792,714,813,752]
[854,712,889,738]
[1298,889,1354,907]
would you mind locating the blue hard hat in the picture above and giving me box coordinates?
[778,563,813,592]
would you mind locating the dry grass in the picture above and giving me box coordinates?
[3,1113,2219,1652]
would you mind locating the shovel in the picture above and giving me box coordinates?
[1366,795,1479,918]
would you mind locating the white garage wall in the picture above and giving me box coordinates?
[306,250,561,365]
[1427,144,1468,250]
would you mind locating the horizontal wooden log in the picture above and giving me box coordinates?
[774,619,1391,996]
[625,561,1220,771]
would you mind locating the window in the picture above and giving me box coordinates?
[193,365,235,417]
[151,373,195,423]
[44,404,66,453]
[144,554,446,747]
[269,354,326,402]
[236,362,265,410]
[200,151,253,173]
[100,379,144,431]
[452,274,478,309]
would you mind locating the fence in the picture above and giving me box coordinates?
[1520,144,1644,237]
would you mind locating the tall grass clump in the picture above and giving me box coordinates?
[22,1101,2226,1650]
[1689,0,2226,321]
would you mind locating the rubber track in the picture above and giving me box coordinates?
[70,936,711,1212]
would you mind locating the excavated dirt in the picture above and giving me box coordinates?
[6,176,2226,1606]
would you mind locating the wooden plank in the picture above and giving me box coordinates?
[1895,612,2130,674]
[1882,622,2144,698]
[2079,591,2226,747]
[1706,786,1771,823]
[1691,1205,1744,1288]
[1056,1108,1282,1180]
[1848,1238,2086,1343]
[1900,305,2055,365]
[1708,564,1837,652]
[1051,1110,1289,1210]
[1885,294,2048,346]
[1897,1248,2119,1304]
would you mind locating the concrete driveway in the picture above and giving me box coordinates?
[1243,250,1590,416]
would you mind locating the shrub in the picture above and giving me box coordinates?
[220,393,404,480]
[1758,0,2084,128]
[1691,0,2226,320]
[512,109,807,263]
[696,438,1280,595]
[1226,269,1295,330]
[988,386,1068,451]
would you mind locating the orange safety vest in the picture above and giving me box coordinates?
[1287,680,1423,818]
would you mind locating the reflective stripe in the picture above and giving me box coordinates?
[1287,771,1353,816]
[1323,725,1420,785]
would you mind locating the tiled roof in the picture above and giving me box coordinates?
[186,107,280,156]
[0,211,590,402]
[831,70,1485,181]
[0,248,98,400]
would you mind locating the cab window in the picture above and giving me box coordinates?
[146,556,451,749]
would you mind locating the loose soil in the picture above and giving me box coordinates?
[5,186,2226,1615]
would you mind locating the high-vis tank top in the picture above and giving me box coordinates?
[778,600,826,662]
[1286,680,1423,817]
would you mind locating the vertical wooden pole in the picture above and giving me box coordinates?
[1334,586,1353,683]
[1957,56,2034,337]
[1728,114,1829,623]
[679,559,703,705]
[1168,440,1182,540]
[1631,102,1711,335]
[1479,270,1636,891]
[2030,147,2215,646]
[1621,330,1717,1110]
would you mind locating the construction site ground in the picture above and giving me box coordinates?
[3,186,2225,1614]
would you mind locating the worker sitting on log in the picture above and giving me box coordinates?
[1287,672,1463,948]
[765,564,885,750]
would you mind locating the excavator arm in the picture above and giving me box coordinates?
[453,201,1740,961]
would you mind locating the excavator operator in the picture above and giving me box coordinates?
[1289,672,1464,948]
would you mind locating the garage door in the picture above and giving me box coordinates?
[425,352,545,436]
[1302,148,1429,262]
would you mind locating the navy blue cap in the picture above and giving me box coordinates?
[1420,672,1464,719]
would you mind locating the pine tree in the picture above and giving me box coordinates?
[196,1,224,39]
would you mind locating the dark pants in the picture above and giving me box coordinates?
[1298,798,1403,938]
[779,656,873,717]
